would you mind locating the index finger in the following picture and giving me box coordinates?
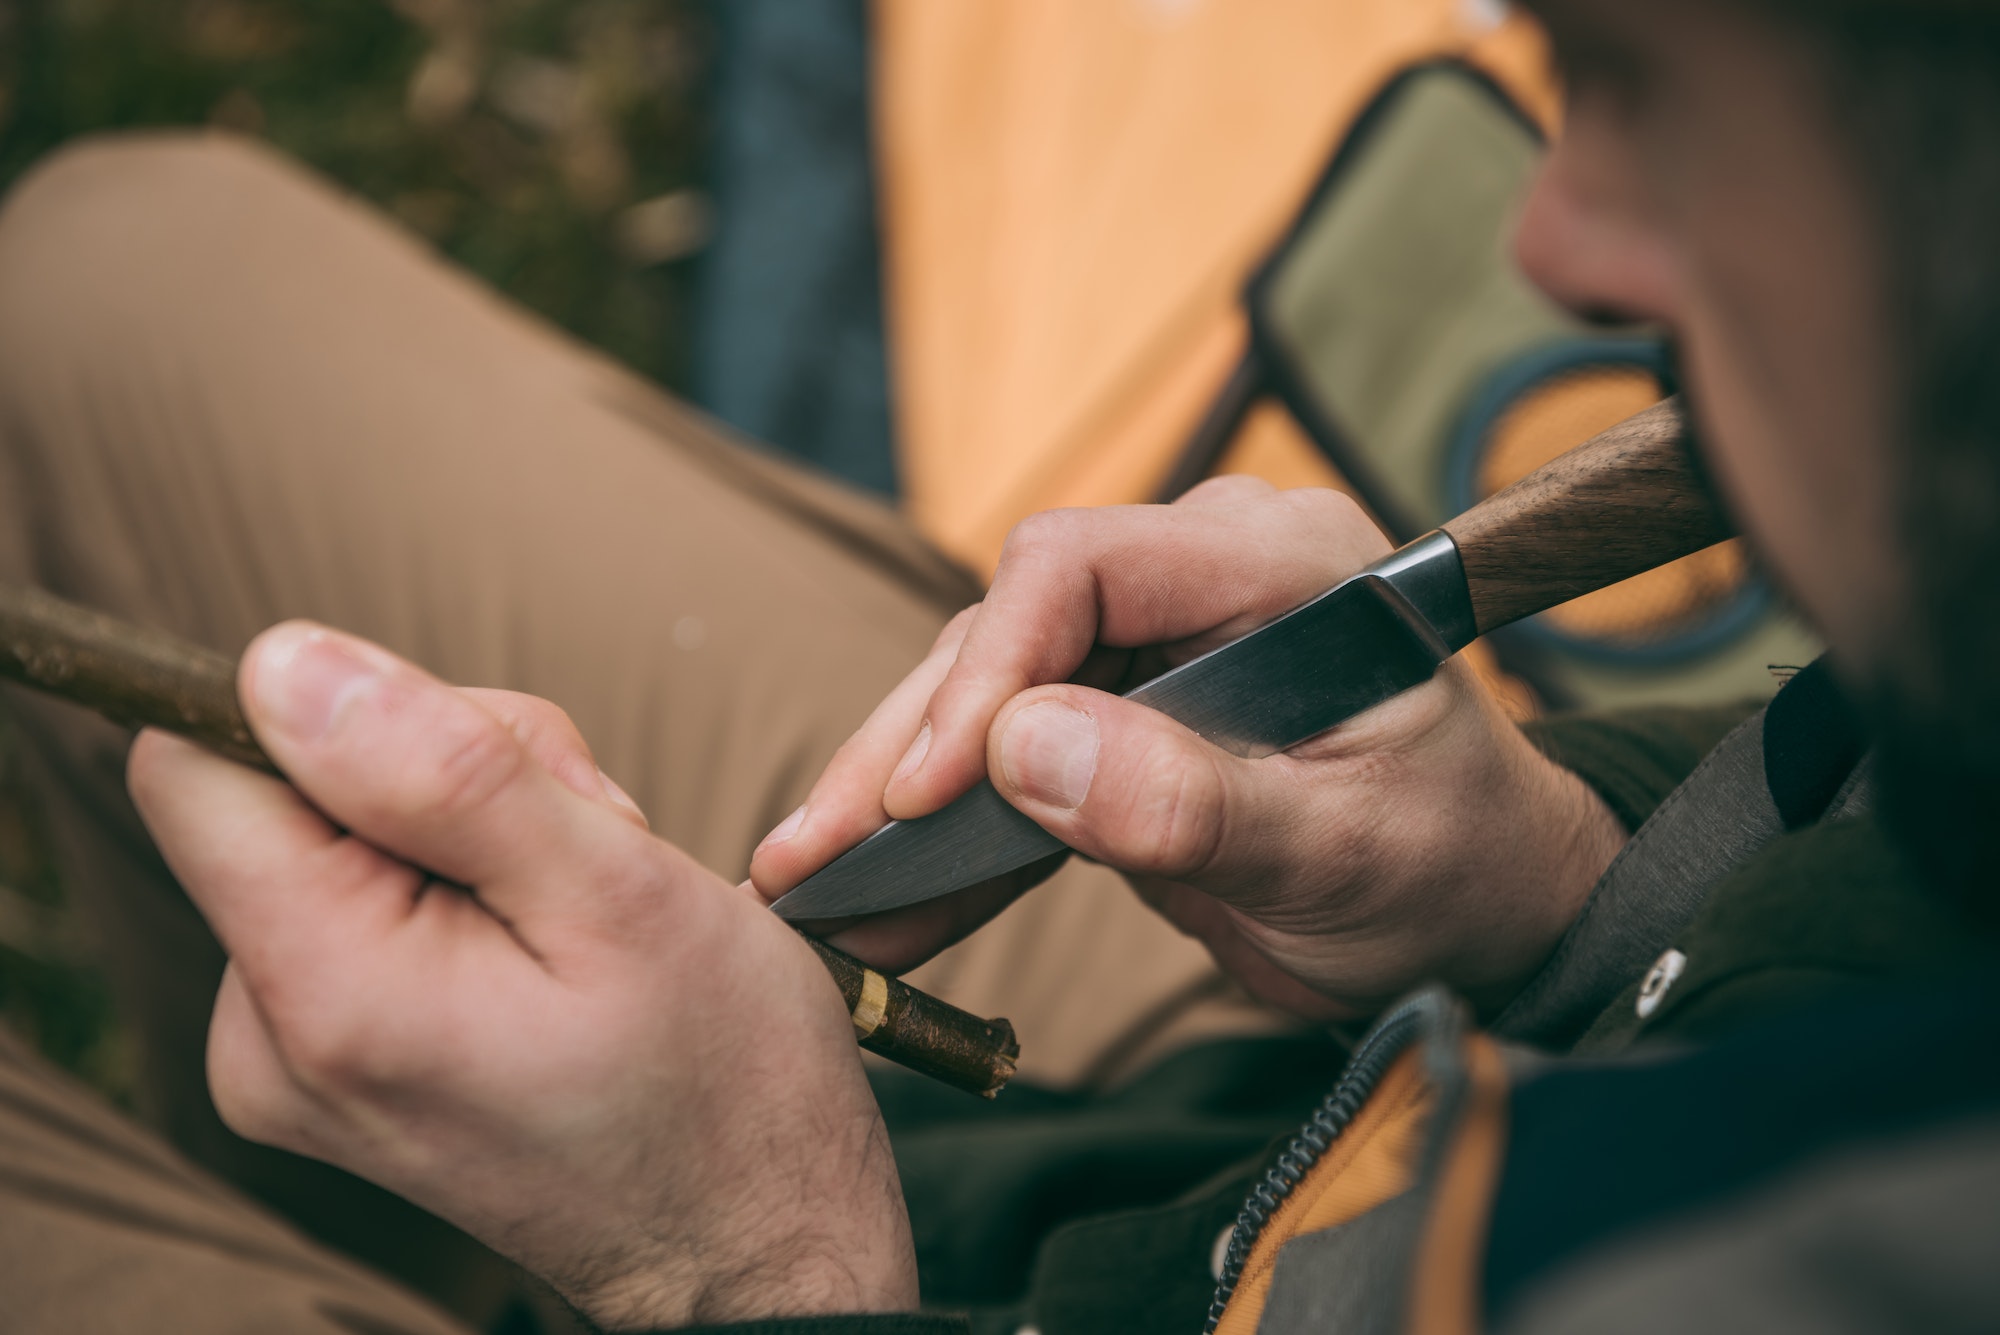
[881,491,1394,821]
[747,608,972,899]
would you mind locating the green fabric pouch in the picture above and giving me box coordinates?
[1170,61,1819,712]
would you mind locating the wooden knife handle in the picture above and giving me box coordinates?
[1441,397,1735,638]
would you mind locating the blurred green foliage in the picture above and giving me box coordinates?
[0,0,713,1087]
[0,0,714,389]
[0,712,127,1096]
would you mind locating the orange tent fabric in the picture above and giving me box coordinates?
[872,0,1561,574]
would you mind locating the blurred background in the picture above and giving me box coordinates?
[0,0,1817,1103]
[0,0,728,1095]
[0,0,717,389]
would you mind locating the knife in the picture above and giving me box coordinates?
[771,397,1730,922]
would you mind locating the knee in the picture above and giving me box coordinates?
[0,128,305,267]
[0,131,315,380]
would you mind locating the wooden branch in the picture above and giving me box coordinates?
[802,937,1017,1096]
[0,585,273,771]
[0,584,1019,1098]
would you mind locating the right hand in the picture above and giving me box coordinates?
[749,478,1628,1019]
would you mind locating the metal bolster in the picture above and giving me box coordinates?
[1365,529,1478,660]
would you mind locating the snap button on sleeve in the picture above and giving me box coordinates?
[1636,948,1689,1019]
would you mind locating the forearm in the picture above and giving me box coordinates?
[572,1120,921,1334]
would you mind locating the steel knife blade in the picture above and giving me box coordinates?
[768,530,1477,922]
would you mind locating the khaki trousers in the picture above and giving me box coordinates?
[0,132,1281,1332]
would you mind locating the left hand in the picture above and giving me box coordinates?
[750,480,1624,1019]
[128,622,918,1330]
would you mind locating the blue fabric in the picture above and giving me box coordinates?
[693,0,898,498]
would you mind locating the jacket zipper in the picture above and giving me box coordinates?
[1201,991,1442,1333]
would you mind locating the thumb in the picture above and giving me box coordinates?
[989,684,1289,883]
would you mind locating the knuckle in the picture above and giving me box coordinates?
[999,508,1079,564]
[393,705,526,826]
[272,1005,384,1097]
[474,688,589,758]
[1115,734,1226,876]
[537,700,587,747]
[1154,764,1228,877]
[517,693,582,740]
[1298,486,1371,533]
[1179,473,1271,506]
[933,604,981,652]
[209,1076,282,1144]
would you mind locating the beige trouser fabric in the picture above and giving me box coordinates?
[0,1024,469,1334]
[0,132,1285,1331]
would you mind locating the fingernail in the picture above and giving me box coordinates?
[598,768,649,827]
[890,722,932,788]
[1000,702,1099,811]
[251,625,384,743]
[758,803,807,851]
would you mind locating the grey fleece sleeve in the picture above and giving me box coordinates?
[1495,706,1777,1050]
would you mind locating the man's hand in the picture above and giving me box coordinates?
[129,624,917,1331]
[750,479,1627,1019]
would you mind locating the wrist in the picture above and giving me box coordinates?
[564,1120,920,1332]
[1448,733,1627,1016]
[579,1239,919,1332]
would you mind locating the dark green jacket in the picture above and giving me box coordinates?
[673,663,1992,1335]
